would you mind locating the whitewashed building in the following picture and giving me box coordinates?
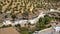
[28,12,45,24]
[54,26,60,33]
[3,19,12,25]
[50,9,55,12]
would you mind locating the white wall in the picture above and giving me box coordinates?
[3,20,12,25]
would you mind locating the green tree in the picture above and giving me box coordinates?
[11,14,16,21]
[36,15,52,30]
[38,18,47,30]
[44,15,52,24]
[21,31,29,34]
[0,5,2,12]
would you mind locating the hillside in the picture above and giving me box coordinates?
[0,0,60,20]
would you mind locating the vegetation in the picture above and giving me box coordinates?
[15,24,33,34]
[11,14,16,21]
[0,25,12,29]
[44,15,52,24]
[0,0,60,19]
[0,0,60,34]
[0,4,2,13]
[14,15,52,34]
[36,15,52,31]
